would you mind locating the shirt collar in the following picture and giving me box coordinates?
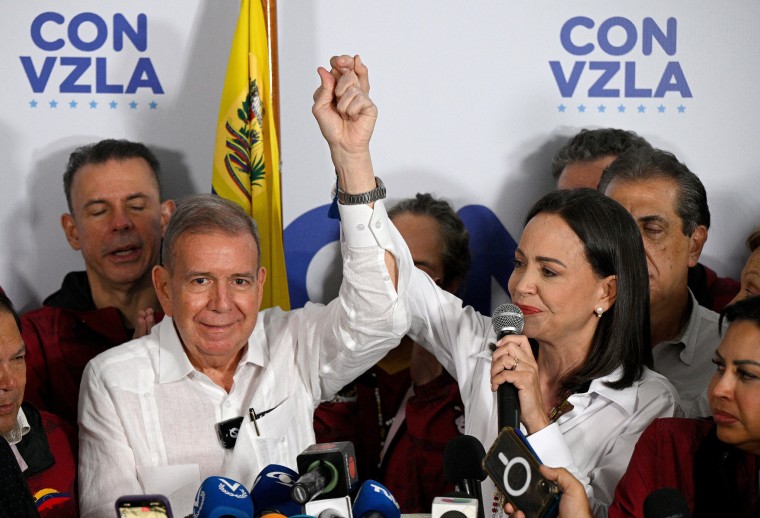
[660,290,701,365]
[2,407,30,445]
[570,366,638,415]
[158,316,268,384]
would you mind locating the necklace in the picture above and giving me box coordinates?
[546,388,574,422]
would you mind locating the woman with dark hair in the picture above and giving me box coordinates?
[610,295,760,517]
[405,188,680,516]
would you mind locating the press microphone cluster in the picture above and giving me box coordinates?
[491,303,524,431]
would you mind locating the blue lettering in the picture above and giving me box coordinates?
[31,12,65,51]
[68,12,108,51]
[623,62,652,97]
[560,16,594,56]
[125,58,164,94]
[59,57,91,93]
[19,56,56,92]
[95,57,123,93]
[549,61,585,97]
[643,17,676,56]
[114,13,147,51]
[597,17,636,56]
[588,62,620,97]
[654,61,692,97]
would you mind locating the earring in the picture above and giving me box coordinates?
[595,307,604,318]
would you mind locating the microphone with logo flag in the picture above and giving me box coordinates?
[351,480,400,518]
[250,464,301,518]
[192,476,254,518]
[291,442,358,504]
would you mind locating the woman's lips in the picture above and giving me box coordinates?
[516,304,541,315]
[712,410,739,426]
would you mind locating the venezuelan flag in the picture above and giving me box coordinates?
[212,0,289,310]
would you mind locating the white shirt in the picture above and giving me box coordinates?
[652,290,721,418]
[3,408,30,472]
[404,270,681,518]
[77,202,410,518]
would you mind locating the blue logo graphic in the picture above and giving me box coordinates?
[284,204,516,315]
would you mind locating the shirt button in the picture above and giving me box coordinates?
[383,274,391,281]
[224,401,231,407]
[375,221,382,229]
[356,223,365,231]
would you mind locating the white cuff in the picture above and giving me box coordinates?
[339,199,393,249]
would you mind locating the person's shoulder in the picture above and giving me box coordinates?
[642,417,713,445]
[636,367,681,400]
[86,331,157,376]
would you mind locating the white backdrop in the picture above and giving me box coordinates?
[1,1,758,311]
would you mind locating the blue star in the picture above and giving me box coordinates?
[89,100,98,109]
[69,100,78,109]
[657,105,666,113]
[558,104,566,113]
[110,100,118,109]
[29,100,38,108]
[49,100,58,108]
[597,104,606,113]
[677,105,686,113]
[149,101,158,110]
[578,104,586,113]
[637,105,646,113]
[617,104,626,113]
[129,101,138,110]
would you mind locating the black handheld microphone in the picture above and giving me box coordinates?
[443,435,487,518]
[643,487,691,518]
[291,441,358,504]
[491,303,524,431]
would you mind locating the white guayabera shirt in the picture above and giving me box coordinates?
[78,201,412,518]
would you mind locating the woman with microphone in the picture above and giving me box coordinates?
[404,188,680,517]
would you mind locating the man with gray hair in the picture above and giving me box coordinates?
[599,147,720,418]
[78,55,410,517]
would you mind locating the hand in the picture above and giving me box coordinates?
[133,308,156,339]
[503,466,591,518]
[312,54,377,193]
[490,334,549,434]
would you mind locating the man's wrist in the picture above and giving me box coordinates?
[336,177,386,205]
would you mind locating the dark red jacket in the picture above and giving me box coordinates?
[610,418,757,517]
[19,403,78,517]
[315,367,464,513]
[21,271,162,428]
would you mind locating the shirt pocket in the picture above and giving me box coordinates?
[225,391,314,487]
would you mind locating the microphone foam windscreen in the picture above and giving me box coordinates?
[443,435,487,484]
[251,464,301,516]
[193,476,254,518]
[643,487,691,518]
[491,304,524,336]
[352,480,401,518]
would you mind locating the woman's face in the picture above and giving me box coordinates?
[709,319,760,455]
[508,213,615,350]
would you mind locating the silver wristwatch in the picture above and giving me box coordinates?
[336,177,386,205]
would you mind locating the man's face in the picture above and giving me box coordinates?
[391,213,447,289]
[153,230,265,367]
[604,177,706,311]
[0,312,25,437]
[61,158,173,291]
[556,155,617,190]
